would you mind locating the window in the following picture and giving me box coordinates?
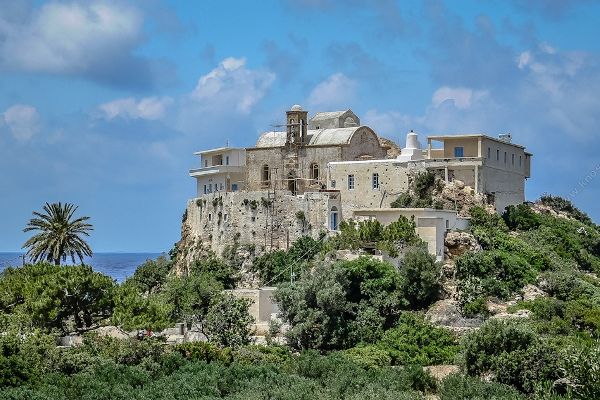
[348,174,355,190]
[215,183,218,191]
[445,220,449,229]
[203,185,207,194]
[208,214,212,221]
[220,183,224,190]
[496,149,499,161]
[454,146,464,157]
[232,183,238,192]
[372,173,379,189]
[487,147,491,159]
[225,155,229,165]
[519,156,522,166]
[224,214,228,222]
[262,165,270,183]
[512,154,515,165]
[310,163,319,180]
[504,152,507,163]
[331,180,336,188]
[204,159,208,167]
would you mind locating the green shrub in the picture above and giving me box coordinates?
[275,258,405,351]
[174,341,231,364]
[343,345,392,368]
[399,247,442,309]
[376,313,458,366]
[456,250,536,299]
[439,373,526,400]
[391,192,413,208]
[461,319,560,393]
[560,342,600,399]
[502,203,541,231]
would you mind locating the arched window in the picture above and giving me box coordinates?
[262,165,270,183]
[310,163,319,180]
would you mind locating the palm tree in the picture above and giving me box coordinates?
[22,202,93,265]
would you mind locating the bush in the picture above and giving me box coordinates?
[343,345,392,368]
[275,258,406,351]
[502,203,541,231]
[560,342,600,399]
[456,250,536,299]
[439,374,526,400]
[461,319,560,393]
[191,256,238,289]
[400,248,442,309]
[376,313,458,366]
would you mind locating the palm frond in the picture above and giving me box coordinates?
[22,202,94,265]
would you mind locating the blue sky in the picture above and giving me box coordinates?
[1,0,600,252]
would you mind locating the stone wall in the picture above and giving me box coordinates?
[327,160,424,219]
[184,190,341,258]
[245,146,342,192]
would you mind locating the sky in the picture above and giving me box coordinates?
[1,0,600,252]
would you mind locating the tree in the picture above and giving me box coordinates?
[129,256,171,295]
[111,282,172,331]
[0,264,114,333]
[22,202,93,265]
[275,257,406,351]
[400,248,442,309]
[202,293,254,348]
[164,273,223,325]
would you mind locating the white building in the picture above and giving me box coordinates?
[190,147,246,196]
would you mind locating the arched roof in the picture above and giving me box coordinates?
[255,126,375,148]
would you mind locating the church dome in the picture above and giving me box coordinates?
[290,104,303,111]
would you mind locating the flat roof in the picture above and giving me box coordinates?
[426,134,526,149]
[193,147,245,156]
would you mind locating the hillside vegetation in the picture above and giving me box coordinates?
[1,195,599,399]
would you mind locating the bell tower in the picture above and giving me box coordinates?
[286,104,308,145]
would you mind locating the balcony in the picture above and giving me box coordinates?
[189,164,245,177]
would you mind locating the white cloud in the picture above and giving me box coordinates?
[431,86,488,110]
[3,105,41,140]
[307,73,358,109]
[190,57,275,114]
[99,96,173,120]
[0,1,147,86]
[363,109,412,138]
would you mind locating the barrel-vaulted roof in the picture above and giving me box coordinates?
[254,127,369,148]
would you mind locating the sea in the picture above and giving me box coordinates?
[0,252,164,283]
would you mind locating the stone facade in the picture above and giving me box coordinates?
[179,105,532,271]
[185,190,341,256]
[245,105,387,195]
[327,159,421,219]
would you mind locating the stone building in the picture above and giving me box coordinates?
[245,105,387,195]
[190,147,246,195]
[327,130,532,214]
[181,104,532,268]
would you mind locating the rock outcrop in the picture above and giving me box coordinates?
[444,231,481,258]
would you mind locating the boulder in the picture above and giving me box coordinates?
[445,231,481,258]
